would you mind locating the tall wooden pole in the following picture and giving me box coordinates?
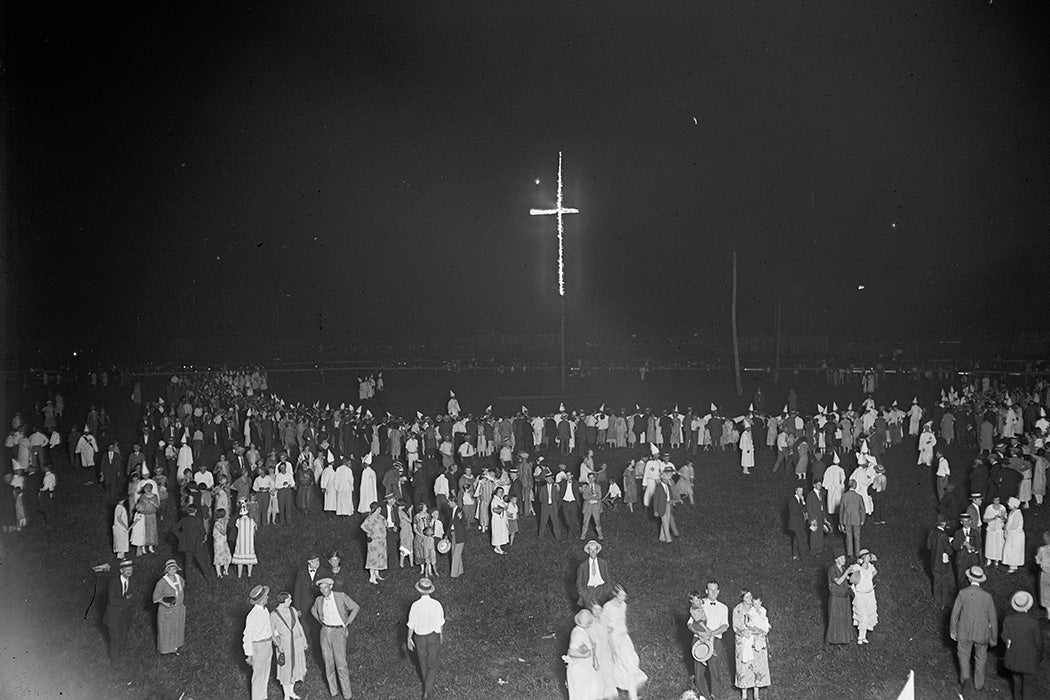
[560,295,566,393]
[732,251,743,396]
[774,300,782,383]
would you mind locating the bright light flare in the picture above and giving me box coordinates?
[857,285,866,290]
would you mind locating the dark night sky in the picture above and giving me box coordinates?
[4,1,1050,358]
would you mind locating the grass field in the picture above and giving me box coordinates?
[1,368,1048,700]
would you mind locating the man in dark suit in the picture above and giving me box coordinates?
[536,470,564,540]
[171,505,212,583]
[381,493,400,567]
[950,566,997,692]
[448,500,469,578]
[575,539,612,607]
[293,552,322,634]
[559,471,582,535]
[103,560,135,667]
[926,514,955,607]
[806,480,827,555]
[99,442,124,503]
[787,484,809,559]
[838,480,866,558]
[952,513,982,589]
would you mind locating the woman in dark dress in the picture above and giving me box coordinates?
[825,550,855,647]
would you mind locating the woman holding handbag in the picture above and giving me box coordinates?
[270,591,308,700]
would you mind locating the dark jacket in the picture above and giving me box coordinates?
[786,494,808,532]
[171,514,207,553]
[1002,611,1043,674]
[102,574,134,627]
[292,565,321,614]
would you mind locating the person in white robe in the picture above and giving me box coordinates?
[358,455,378,513]
[320,463,337,513]
[917,423,936,466]
[852,456,876,515]
[822,453,846,517]
[1002,497,1025,572]
[332,460,355,516]
[447,392,461,419]
[907,399,923,436]
[739,426,755,474]
[641,449,662,507]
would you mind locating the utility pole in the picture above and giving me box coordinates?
[732,251,743,396]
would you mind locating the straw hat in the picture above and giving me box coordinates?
[583,540,602,556]
[248,585,270,603]
[691,638,714,663]
[965,566,986,583]
[415,578,435,595]
[1010,591,1034,613]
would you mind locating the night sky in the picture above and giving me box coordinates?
[5,1,1050,359]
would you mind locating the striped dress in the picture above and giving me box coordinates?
[231,514,258,565]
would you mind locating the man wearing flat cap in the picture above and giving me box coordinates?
[311,578,361,700]
[103,560,136,667]
[575,540,612,608]
[950,567,997,693]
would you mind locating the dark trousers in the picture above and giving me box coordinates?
[695,638,726,698]
[182,549,212,582]
[106,615,131,666]
[871,490,885,521]
[537,505,563,539]
[1012,672,1038,700]
[415,632,442,699]
[809,527,824,555]
[791,527,809,558]
[277,488,294,524]
[932,568,954,607]
[560,501,579,533]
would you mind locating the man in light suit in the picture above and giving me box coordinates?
[311,578,362,700]
[838,479,866,558]
[575,539,612,608]
[652,468,679,543]
[950,566,997,693]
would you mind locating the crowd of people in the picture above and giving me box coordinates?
[4,366,1049,699]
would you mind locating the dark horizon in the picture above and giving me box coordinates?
[4,1,1050,362]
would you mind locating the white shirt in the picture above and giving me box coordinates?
[41,472,56,492]
[194,471,215,489]
[936,457,950,478]
[702,598,729,638]
[322,594,342,626]
[120,575,130,596]
[586,557,605,587]
[562,480,576,502]
[242,604,274,656]
[274,471,294,489]
[434,474,449,497]
[407,595,445,635]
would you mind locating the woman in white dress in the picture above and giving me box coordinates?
[849,549,878,644]
[1002,497,1025,573]
[112,501,130,560]
[490,487,509,555]
[601,585,648,700]
[232,502,258,577]
[982,496,1007,566]
[563,609,602,700]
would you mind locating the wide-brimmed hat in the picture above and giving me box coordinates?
[415,578,435,595]
[118,559,134,570]
[1011,590,1034,612]
[1007,497,1021,509]
[249,584,270,603]
[583,540,602,556]
[965,566,986,583]
[574,609,594,627]
[436,538,451,554]
[856,549,877,562]
[691,638,713,662]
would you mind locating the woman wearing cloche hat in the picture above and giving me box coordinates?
[1002,497,1025,573]
[152,559,185,655]
[1002,590,1043,700]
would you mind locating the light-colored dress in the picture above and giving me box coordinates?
[135,493,160,546]
[565,625,602,700]
[601,598,648,695]
[112,503,129,556]
[1035,544,1050,611]
[740,429,755,469]
[232,514,258,565]
[213,517,232,567]
[982,504,1006,562]
[733,603,770,689]
[152,574,186,654]
[1002,509,1025,567]
[587,609,619,699]
[361,510,388,571]
[129,511,146,547]
[674,463,694,501]
[490,497,509,547]
[270,606,307,686]
[850,564,878,632]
